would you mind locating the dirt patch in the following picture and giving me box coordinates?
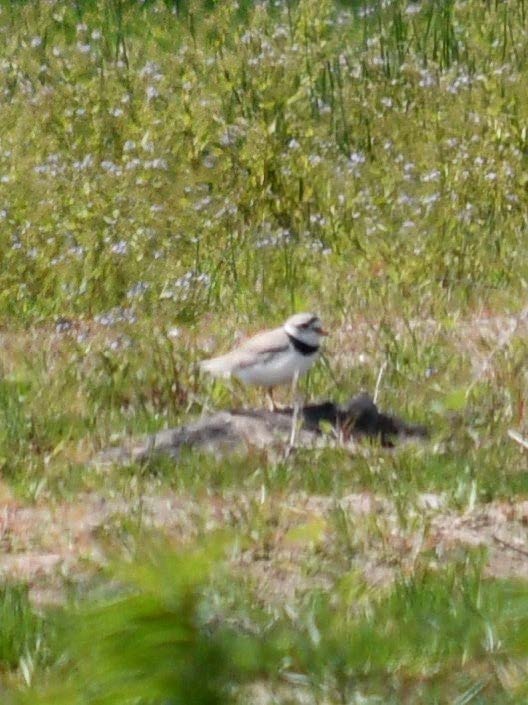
[2,491,528,605]
[432,500,528,580]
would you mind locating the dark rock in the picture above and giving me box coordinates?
[95,394,427,466]
[234,392,427,446]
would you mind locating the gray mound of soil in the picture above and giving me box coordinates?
[95,393,427,466]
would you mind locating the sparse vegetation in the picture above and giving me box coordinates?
[1,0,528,702]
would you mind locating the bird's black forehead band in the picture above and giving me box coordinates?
[299,316,319,328]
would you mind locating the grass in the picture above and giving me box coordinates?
[0,583,50,695]
[15,544,528,705]
[1,0,528,701]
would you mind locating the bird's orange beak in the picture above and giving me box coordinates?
[317,327,329,336]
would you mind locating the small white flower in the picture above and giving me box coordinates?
[360,7,374,19]
[219,131,234,147]
[422,169,440,183]
[73,154,93,170]
[349,151,366,165]
[110,240,128,255]
[68,245,86,258]
[147,157,168,170]
[422,193,440,206]
[194,196,212,212]
[127,281,149,299]
[397,193,414,205]
[95,307,137,327]
[418,69,435,88]
[146,85,159,100]
[405,3,422,15]
[139,61,161,78]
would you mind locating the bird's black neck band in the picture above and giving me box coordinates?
[287,333,319,356]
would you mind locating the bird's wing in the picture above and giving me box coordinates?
[199,326,290,377]
[240,326,290,356]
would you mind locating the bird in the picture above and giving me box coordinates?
[199,312,328,411]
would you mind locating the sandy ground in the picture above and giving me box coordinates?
[1,310,528,604]
[1,488,528,604]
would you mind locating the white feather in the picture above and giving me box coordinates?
[199,313,326,389]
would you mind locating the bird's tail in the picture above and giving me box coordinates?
[198,355,233,379]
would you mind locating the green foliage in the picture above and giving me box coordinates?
[23,542,271,705]
[286,560,528,703]
[0,581,50,697]
[16,546,528,704]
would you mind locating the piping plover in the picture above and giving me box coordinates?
[199,312,328,410]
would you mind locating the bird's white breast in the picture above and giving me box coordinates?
[233,345,318,387]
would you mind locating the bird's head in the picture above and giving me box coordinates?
[284,312,328,347]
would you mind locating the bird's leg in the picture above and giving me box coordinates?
[288,371,301,449]
[266,388,277,412]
